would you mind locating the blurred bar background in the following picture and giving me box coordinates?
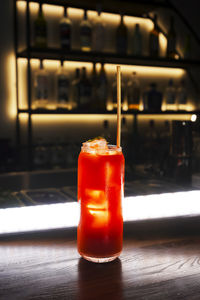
[1,0,200,209]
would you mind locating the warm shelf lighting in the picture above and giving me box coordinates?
[138,114,194,121]
[6,53,17,119]
[159,33,167,55]
[18,58,28,109]
[18,114,133,124]
[191,114,197,122]
[18,113,194,123]
[17,1,154,32]
[17,1,26,11]
[26,58,185,76]
[30,59,93,73]
[104,64,185,78]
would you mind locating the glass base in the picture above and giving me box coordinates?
[82,253,120,263]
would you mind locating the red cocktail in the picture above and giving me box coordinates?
[77,139,124,263]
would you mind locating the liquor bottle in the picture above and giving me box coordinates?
[127,72,141,110]
[33,138,48,169]
[116,13,128,54]
[59,6,71,50]
[165,79,176,111]
[121,117,129,161]
[149,14,159,57]
[34,4,47,48]
[183,34,191,59]
[56,61,70,109]
[80,10,92,52]
[177,79,187,110]
[96,63,108,111]
[79,67,92,110]
[112,75,125,109]
[51,138,65,169]
[145,120,159,168]
[101,120,112,143]
[166,16,176,59]
[92,5,105,52]
[146,83,163,112]
[160,120,171,171]
[91,63,98,109]
[71,68,80,109]
[34,60,48,108]
[132,24,142,56]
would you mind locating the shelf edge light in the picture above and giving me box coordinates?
[1,191,200,235]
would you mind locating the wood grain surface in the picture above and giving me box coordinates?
[1,230,200,300]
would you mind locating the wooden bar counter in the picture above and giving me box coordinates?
[1,218,200,300]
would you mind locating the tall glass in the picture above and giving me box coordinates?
[77,142,124,263]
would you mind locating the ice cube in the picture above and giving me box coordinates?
[85,189,107,210]
[83,138,108,152]
[85,189,109,226]
[89,209,109,227]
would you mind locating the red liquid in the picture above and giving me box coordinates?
[77,146,124,262]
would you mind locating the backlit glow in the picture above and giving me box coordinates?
[6,54,17,118]
[138,114,194,121]
[17,1,153,31]
[1,191,200,234]
[18,58,27,109]
[29,114,132,123]
[104,64,185,78]
[191,114,197,122]
[18,113,194,122]
[159,33,167,55]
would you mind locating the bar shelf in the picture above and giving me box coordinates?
[17,48,200,69]
[18,108,198,115]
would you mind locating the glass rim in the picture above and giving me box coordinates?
[81,143,122,153]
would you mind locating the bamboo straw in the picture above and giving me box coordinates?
[116,65,121,148]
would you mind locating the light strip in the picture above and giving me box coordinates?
[0,202,79,234]
[124,191,200,221]
[0,191,200,235]
[137,114,195,121]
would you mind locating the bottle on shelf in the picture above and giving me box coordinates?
[90,63,98,110]
[121,117,129,161]
[165,79,176,111]
[166,16,177,59]
[92,5,105,52]
[33,138,48,169]
[79,67,92,110]
[33,60,49,109]
[34,3,47,48]
[149,14,159,58]
[101,120,112,142]
[96,63,108,111]
[59,6,71,50]
[127,72,141,110]
[132,24,142,56]
[112,74,125,109]
[116,13,128,54]
[145,120,159,170]
[50,138,66,169]
[159,121,171,175]
[177,79,188,110]
[65,142,78,166]
[56,61,70,109]
[145,83,163,112]
[71,68,80,109]
[80,10,92,52]
[183,34,191,59]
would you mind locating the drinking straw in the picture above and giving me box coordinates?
[116,65,121,148]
